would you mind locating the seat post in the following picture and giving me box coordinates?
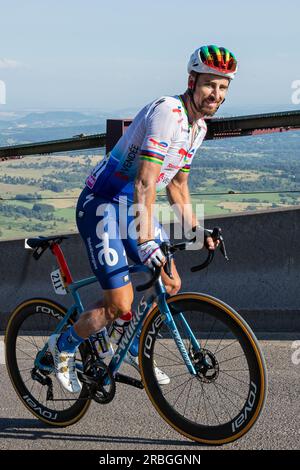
[51,243,73,285]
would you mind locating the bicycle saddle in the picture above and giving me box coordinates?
[26,235,68,249]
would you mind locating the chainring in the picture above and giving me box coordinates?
[81,359,116,404]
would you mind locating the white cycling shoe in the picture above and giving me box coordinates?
[48,334,82,394]
[124,351,170,385]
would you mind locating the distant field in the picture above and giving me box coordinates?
[0,151,300,241]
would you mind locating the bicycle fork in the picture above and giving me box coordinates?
[156,284,198,376]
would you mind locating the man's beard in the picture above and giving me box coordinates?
[198,100,222,116]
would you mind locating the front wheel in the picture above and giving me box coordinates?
[139,293,267,445]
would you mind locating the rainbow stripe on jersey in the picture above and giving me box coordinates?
[85,95,207,203]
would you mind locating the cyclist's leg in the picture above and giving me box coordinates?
[120,211,176,384]
[74,187,134,338]
[49,188,134,392]
[73,285,133,339]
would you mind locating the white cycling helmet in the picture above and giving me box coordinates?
[188,45,238,80]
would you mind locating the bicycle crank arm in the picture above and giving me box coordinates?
[115,373,144,389]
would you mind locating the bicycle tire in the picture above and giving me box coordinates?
[5,298,91,427]
[139,293,267,445]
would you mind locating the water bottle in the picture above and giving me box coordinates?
[92,327,114,358]
[109,311,132,344]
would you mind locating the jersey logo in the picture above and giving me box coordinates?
[86,174,96,189]
[148,138,168,149]
[178,148,188,160]
[83,193,95,208]
[167,163,180,170]
[152,98,165,111]
[96,233,119,267]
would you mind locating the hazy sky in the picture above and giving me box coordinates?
[0,0,299,112]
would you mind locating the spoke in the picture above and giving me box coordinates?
[204,318,217,349]
[168,371,193,380]
[37,384,44,403]
[196,382,206,424]
[19,367,35,372]
[153,351,183,364]
[213,330,227,354]
[201,383,221,425]
[31,334,40,352]
[215,339,239,355]
[172,376,194,409]
[29,379,36,396]
[213,381,242,411]
[201,382,209,425]
[219,369,249,385]
[12,308,75,414]
[155,339,183,363]
[17,336,39,349]
[218,354,246,365]
[15,347,36,361]
[212,382,234,420]
[16,357,36,362]
[163,376,195,397]
[213,380,246,401]
[23,376,33,385]
[183,377,194,417]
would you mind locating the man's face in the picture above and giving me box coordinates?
[191,73,230,116]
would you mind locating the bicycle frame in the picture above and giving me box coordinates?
[10,235,266,444]
[35,247,198,377]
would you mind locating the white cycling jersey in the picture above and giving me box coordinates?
[86,95,207,203]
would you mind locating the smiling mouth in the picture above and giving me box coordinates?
[204,100,218,107]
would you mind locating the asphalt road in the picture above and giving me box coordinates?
[0,337,299,451]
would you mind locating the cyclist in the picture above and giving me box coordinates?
[49,45,238,393]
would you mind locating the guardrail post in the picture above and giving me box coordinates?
[106,119,132,153]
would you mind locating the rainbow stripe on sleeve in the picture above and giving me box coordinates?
[180,164,191,173]
[140,150,165,165]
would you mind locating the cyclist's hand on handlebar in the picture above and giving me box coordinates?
[205,235,220,251]
[137,239,166,268]
[190,225,220,251]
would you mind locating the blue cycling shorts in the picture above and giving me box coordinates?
[76,186,169,290]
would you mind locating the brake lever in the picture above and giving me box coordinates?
[219,236,229,261]
[210,227,229,260]
[160,242,174,280]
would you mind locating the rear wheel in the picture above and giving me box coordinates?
[5,298,91,426]
[139,293,267,445]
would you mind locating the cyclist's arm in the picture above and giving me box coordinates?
[134,98,178,244]
[134,159,161,244]
[166,170,197,230]
[167,171,217,250]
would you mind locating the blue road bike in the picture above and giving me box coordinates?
[5,229,267,445]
